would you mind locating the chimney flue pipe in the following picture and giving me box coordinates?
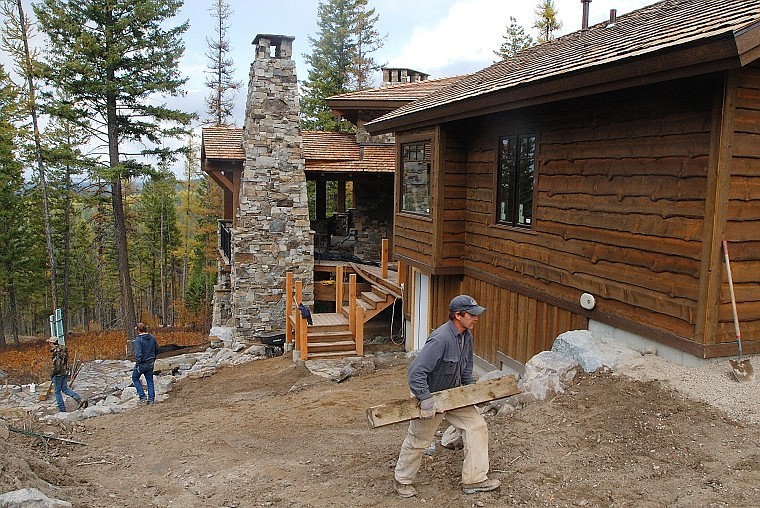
[581,0,592,31]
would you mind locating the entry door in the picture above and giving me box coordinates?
[413,271,430,351]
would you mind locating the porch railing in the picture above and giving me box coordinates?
[218,219,232,266]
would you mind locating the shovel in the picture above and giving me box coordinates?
[722,240,754,382]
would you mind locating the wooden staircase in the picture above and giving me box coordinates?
[286,240,403,361]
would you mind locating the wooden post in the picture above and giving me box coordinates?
[381,238,388,279]
[355,306,365,356]
[336,265,344,314]
[349,273,357,333]
[295,280,303,352]
[300,314,308,361]
[285,272,293,344]
[397,259,405,286]
[337,180,346,213]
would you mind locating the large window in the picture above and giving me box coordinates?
[400,141,431,215]
[497,134,536,227]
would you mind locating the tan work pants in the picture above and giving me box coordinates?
[394,404,490,485]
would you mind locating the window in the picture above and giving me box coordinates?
[400,141,431,215]
[497,134,535,227]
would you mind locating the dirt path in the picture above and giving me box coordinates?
[2,353,759,507]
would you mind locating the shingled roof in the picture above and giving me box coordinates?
[201,127,393,173]
[201,126,244,160]
[367,0,760,133]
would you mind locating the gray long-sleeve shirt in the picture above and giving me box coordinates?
[408,319,474,401]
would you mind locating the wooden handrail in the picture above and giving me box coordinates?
[295,280,303,352]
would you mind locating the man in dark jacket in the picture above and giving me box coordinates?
[132,323,159,404]
[394,295,500,498]
[49,336,85,412]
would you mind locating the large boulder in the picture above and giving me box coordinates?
[552,330,641,372]
[518,350,580,401]
[209,326,234,347]
[0,488,72,508]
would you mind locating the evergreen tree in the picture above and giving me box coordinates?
[301,0,384,131]
[204,0,241,126]
[494,16,534,61]
[534,0,562,44]
[0,65,23,345]
[35,0,194,350]
[1,0,61,317]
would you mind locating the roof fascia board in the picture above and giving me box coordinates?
[735,20,760,64]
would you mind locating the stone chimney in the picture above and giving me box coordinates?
[382,67,430,86]
[232,34,314,339]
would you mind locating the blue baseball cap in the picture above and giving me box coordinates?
[449,295,485,315]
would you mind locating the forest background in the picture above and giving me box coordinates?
[0,0,561,351]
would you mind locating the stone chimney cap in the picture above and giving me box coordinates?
[253,34,295,45]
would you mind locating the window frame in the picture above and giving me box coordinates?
[399,139,432,216]
[496,133,537,229]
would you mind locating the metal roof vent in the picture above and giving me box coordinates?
[607,8,618,28]
[581,0,592,33]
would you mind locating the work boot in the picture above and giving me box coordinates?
[462,478,501,495]
[394,479,417,498]
[138,398,148,405]
[77,399,88,410]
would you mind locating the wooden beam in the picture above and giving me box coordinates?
[381,238,389,279]
[286,272,293,344]
[366,375,520,428]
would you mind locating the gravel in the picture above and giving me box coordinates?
[614,354,759,424]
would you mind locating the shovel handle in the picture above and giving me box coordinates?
[722,240,743,356]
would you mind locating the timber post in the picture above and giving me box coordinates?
[355,306,365,356]
[381,238,388,279]
[285,272,293,345]
[336,265,344,314]
[349,274,357,334]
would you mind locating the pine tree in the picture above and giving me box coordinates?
[35,0,194,351]
[494,16,534,60]
[0,65,23,346]
[1,0,61,318]
[301,0,384,131]
[534,0,562,44]
[204,0,242,126]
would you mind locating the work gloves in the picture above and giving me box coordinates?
[419,397,436,419]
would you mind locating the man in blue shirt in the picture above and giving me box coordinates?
[132,323,159,404]
[394,295,501,497]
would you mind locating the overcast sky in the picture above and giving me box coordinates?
[179,0,655,127]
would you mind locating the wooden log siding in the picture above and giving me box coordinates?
[722,65,760,342]
[457,77,719,345]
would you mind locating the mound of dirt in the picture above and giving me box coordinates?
[2,353,759,507]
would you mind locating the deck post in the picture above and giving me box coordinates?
[295,280,304,356]
[285,272,293,344]
[355,306,364,356]
[397,260,405,286]
[381,239,388,279]
[336,265,344,314]
[299,314,308,361]
[349,273,357,333]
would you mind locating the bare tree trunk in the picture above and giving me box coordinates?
[63,142,73,333]
[8,282,19,346]
[0,299,6,348]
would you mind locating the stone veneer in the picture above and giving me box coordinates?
[231,34,314,339]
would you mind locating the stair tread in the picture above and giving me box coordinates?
[308,340,356,347]
[362,291,385,303]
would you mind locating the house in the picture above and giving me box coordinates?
[201,33,464,344]
[365,0,760,366]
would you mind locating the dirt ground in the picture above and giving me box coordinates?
[2,345,759,507]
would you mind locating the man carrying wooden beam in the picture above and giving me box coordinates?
[393,295,501,498]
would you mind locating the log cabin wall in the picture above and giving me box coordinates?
[724,64,760,344]
[449,74,722,359]
[394,128,439,271]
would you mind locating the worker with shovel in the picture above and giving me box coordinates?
[48,336,86,412]
[394,295,501,498]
